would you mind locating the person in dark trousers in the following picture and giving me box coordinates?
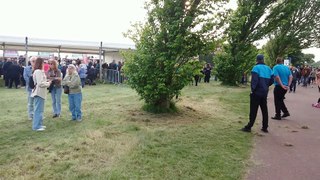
[289,66,299,93]
[87,66,96,85]
[203,63,212,83]
[7,61,21,89]
[242,55,273,133]
[3,58,13,88]
[271,57,293,120]
[19,63,26,87]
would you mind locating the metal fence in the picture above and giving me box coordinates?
[104,69,125,84]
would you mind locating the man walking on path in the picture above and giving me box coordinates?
[271,57,292,120]
[242,55,273,133]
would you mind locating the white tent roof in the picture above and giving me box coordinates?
[0,35,135,54]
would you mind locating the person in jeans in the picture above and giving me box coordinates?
[62,64,83,121]
[78,62,87,88]
[23,56,37,120]
[47,59,62,118]
[242,55,273,133]
[31,57,51,131]
[271,57,293,120]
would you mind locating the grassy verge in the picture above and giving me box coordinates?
[0,82,253,179]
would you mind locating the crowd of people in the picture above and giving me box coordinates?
[241,55,320,133]
[0,57,126,89]
[289,65,320,93]
[2,54,319,132]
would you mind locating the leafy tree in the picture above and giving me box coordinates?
[288,51,315,66]
[215,0,289,85]
[263,0,320,66]
[123,0,228,112]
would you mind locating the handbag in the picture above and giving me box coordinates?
[63,86,70,94]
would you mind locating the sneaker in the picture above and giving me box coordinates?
[271,116,281,120]
[241,127,251,132]
[52,114,60,118]
[76,119,82,122]
[281,113,290,118]
[35,128,45,131]
[28,117,33,121]
[41,126,46,129]
[261,128,269,133]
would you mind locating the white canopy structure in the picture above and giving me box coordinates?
[0,35,135,79]
[0,35,135,54]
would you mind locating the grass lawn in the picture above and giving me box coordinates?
[0,80,253,179]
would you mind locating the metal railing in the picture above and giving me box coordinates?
[104,69,125,84]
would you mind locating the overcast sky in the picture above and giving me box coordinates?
[1,0,319,61]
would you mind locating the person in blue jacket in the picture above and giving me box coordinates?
[242,55,273,133]
[23,56,37,120]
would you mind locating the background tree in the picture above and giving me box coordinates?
[263,0,320,66]
[214,0,288,85]
[288,51,315,66]
[215,0,320,85]
[123,0,228,112]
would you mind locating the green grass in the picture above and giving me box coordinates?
[0,80,253,179]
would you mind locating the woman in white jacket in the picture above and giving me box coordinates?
[31,58,51,131]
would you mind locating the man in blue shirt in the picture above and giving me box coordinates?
[242,55,273,133]
[271,57,293,120]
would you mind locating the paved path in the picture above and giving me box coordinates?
[246,86,320,180]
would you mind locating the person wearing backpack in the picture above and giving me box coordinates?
[23,56,37,120]
[31,57,51,131]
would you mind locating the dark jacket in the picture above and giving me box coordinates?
[2,61,13,75]
[7,64,21,78]
[251,63,274,98]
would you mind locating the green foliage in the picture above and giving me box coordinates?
[312,61,320,68]
[123,0,228,111]
[289,51,315,66]
[263,0,320,66]
[215,44,257,85]
[216,0,282,85]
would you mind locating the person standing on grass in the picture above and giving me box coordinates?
[23,56,37,120]
[62,64,83,121]
[78,62,87,88]
[47,59,62,118]
[31,57,51,131]
[7,60,21,89]
[203,63,212,83]
[271,57,293,120]
[3,58,13,88]
[242,55,273,133]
